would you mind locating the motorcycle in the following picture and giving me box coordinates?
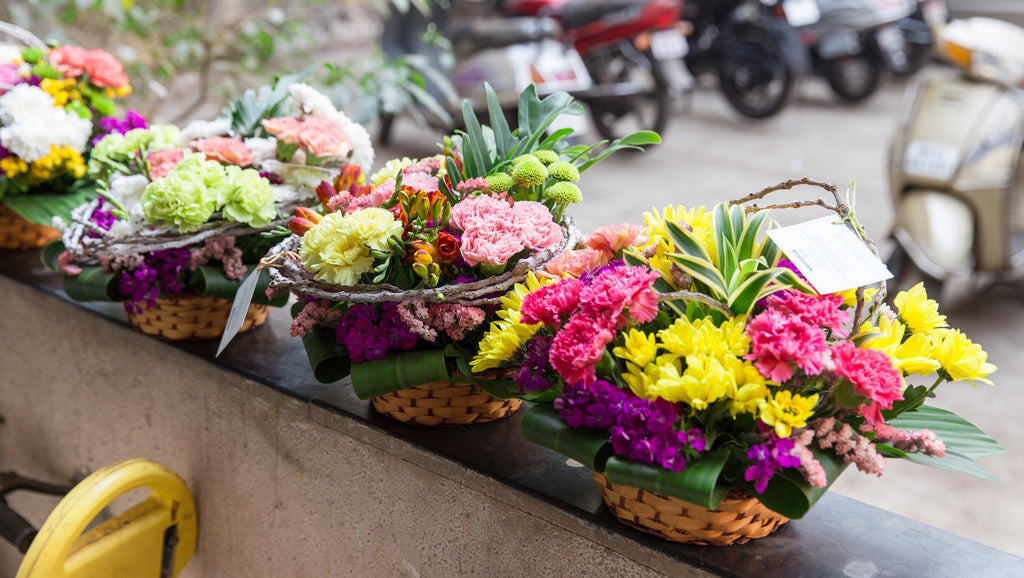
[792,0,917,103]
[499,0,686,140]
[886,17,1024,299]
[377,1,592,143]
[682,0,809,119]
[881,0,949,77]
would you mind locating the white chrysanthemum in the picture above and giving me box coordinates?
[270,184,313,205]
[180,117,231,142]
[0,84,54,125]
[245,136,278,165]
[106,173,150,214]
[0,85,92,161]
[288,83,337,119]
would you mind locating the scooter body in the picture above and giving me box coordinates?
[888,17,1024,287]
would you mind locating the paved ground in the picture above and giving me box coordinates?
[377,63,1024,557]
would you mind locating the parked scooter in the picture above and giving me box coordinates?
[377,1,592,143]
[882,0,948,77]
[886,17,1024,298]
[499,0,686,140]
[682,0,809,119]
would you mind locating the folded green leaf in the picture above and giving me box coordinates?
[41,240,65,272]
[302,327,352,384]
[519,405,613,471]
[63,266,121,302]
[755,445,847,519]
[349,348,451,399]
[603,450,730,509]
[888,405,1005,459]
[4,188,95,225]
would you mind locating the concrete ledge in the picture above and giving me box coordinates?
[1,251,1022,577]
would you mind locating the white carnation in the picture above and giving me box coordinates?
[106,173,150,215]
[270,184,311,206]
[0,85,92,162]
[180,117,232,142]
[0,84,53,125]
[245,136,278,165]
[288,83,337,119]
[334,108,374,171]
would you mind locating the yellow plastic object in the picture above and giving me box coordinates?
[16,459,197,578]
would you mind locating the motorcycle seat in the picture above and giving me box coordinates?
[448,17,560,50]
[559,0,645,31]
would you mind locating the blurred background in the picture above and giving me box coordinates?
[3,0,1024,558]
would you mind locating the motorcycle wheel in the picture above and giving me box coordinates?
[823,52,883,103]
[717,27,794,119]
[890,41,931,77]
[584,43,670,142]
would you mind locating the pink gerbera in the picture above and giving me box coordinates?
[745,309,829,382]
[831,341,904,423]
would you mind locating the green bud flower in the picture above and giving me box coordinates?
[547,161,580,182]
[544,181,582,204]
[531,150,560,165]
[511,156,548,188]
[486,173,514,194]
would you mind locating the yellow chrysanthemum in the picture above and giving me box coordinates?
[621,361,662,400]
[893,333,941,376]
[612,328,658,368]
[930,329,996,385]
[859,315,906,352]
[368,157,415,186]
[894,282,948,333]
[657,315,749,361]
[650,354,736,410]
[471,319,539,372]
[641,205,715,259]
[759,390,819,438]
[730,381,770,417]
[836,286,878,307]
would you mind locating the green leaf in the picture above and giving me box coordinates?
[887,405,1005,459]
[519,405,613,471]
[41,240,65,272]
[349,348,452,399]
[219,67,316,137]
[899,449,1000,482]
[726,268,786,315]
[3,188,95,225]
[617,130,662,147]
[736,209,769,262]
[665,220,711,261]
[573,131,657,174]
[486,84,516,159]
[603,449,730,509]
[63,266,121,302]
[754,445,847,519]
[669,253,728,297]
[301,326,352,384]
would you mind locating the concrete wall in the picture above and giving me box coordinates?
[0,277,683,577]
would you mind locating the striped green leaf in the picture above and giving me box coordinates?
[888,405,1005,459]
[603,449,730,509]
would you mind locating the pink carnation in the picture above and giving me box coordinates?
[512,201,562,249]
[549,314,615,385]
[0,64,21,93]
[48,45,88,77]
[83,49,129,89]
[147,147,187,179]
[587,223,646,256]
[579,266,660,328]
[521,278,584,327]
[449,195,512,232]
[455,177,489,195]
[192,137,253,166]
[401,171,439,193]
[767,290,850,337]
[745,309,828,382]
[297,117,352,159]
[831,341,904,423]
[545,248,609,277]
[261,117,303,144]
[459,213,526,266]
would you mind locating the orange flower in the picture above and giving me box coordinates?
[83,49,129,89]
[435,231,460,264]
[262,117,303,144]
[193,137,253,167]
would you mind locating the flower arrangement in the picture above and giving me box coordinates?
[250,85,659,424]
[0,27,136,247]
[478,180,1003,543]
[45,77,374,340]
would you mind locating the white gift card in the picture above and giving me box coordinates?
[766,216,892,294]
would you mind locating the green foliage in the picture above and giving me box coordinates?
[349,348,452,398]
[519,405,614,471]
[2,184,95,225]
[219,68,317,137]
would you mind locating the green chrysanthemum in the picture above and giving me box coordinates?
[511,156,548,188]
[544,181,582,204]
[531,150,560,165]
[141,156,219,232]
[486,172,514,193]
[547,161,580,182]
[218,165,277,228]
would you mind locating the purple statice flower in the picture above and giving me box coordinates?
[744,431,801,493]
[334,303,418,363]
[516,335,555,393]
[259,171,284,185]
[0,143,11,160]
[117,248,191,313]
[554,380,628,429]
[91,110,149,146]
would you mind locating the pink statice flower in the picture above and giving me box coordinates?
[549,314,615,385]
[745,309,828,382]
[188,237,246,280]
[297,117,352,159]
[830,341,904,423]
[147,147,186,179]
[791,428,828,488]
[587,223,647,256]
[512,201,562,249]
[289,299,341,338]
[579,265,660,328]
[812,417,886,476]
[861,422,945,457]
[398,301,487,342]
[521,278,584,327]
[192,137,253,167]
[767,290,850,338]
[545,248,609,277]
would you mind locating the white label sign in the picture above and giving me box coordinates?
[766,216,892,295]
[903,140,959,180]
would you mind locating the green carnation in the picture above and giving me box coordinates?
[218,166,277,228]
[511,156,548,188]
[88,124,183,180]
[141,157,218,232]
[544,182,582,204]
[486,173,514,194]
[547,161,580,182]
[531,150,560,165]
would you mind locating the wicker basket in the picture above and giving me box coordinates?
[0,205,61,250]
[370,376,522,426]
[593,471,788,545]
[126,293,269,341]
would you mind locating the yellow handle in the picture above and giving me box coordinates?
[17,459,197,578]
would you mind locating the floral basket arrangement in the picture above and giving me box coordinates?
[45,79,374,340]
[245,85,659,425]
[0,22,136,249]
[475,179,1003,543]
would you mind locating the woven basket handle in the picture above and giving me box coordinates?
[0,21,46,50]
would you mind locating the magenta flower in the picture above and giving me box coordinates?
[831,341,904,423]
[745,309,829,381]
[549,314,615,385]
[578,265,660,328]
[767,290,850,337]
[520,277,584,327]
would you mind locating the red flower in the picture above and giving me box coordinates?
[435,231,460,264]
